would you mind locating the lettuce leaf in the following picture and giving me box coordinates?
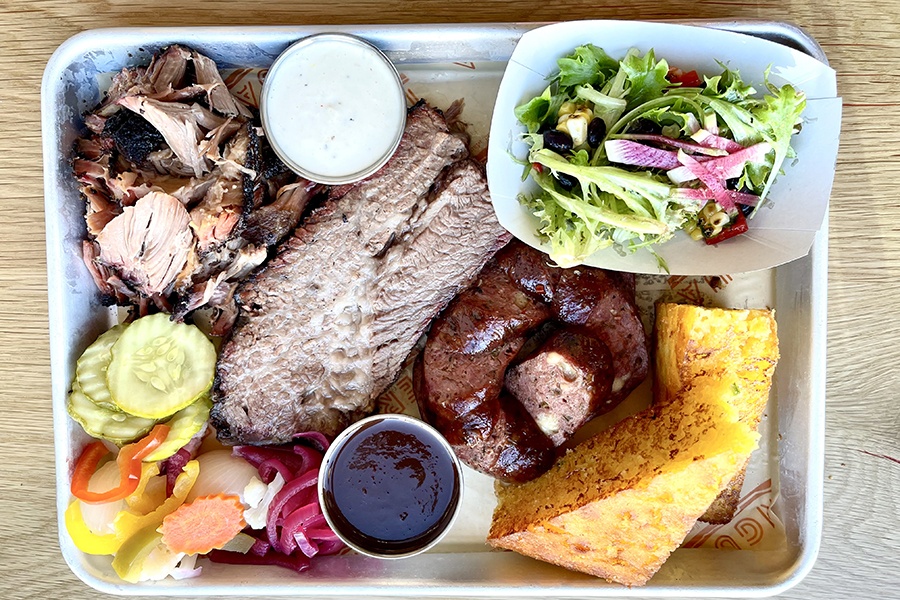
[620,49,672,108]
[514,85,555,133]
[704,97,763,146]
[554,44,619,89]
[626,103,702,137]
[575,84,627,128]
[753,73,806,200]
[522,148,694,266]
[702,63,757,103]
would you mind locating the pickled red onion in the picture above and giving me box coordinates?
[207,435,343,570]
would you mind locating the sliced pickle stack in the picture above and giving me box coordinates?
[67,313,216,457]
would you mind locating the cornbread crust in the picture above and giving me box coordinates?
[487,375,759,587]
[654,303,779,523]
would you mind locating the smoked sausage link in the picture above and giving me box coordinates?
[414,240,649,482]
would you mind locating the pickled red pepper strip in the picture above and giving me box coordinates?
[65,462,162,556]
[71,424,170,504]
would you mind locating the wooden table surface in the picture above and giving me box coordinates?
[2,1,897,599]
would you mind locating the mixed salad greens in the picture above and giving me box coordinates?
[514,44,807,268]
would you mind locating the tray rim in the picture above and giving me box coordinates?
[42,19,828,598]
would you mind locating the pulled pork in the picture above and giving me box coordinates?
[74,45,319,333]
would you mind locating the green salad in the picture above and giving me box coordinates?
[514,44,807,268]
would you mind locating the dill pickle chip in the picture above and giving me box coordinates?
[107,314,216,419]
[75,323,127,411]
[143,395,213,462]
[67,381,157,445]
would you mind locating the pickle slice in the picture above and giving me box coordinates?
[107,313,216,419]
[143,395,213,462]
[75,324,127,411]
[67,381,157,445]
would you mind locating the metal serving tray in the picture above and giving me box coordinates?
[42,20,828,597]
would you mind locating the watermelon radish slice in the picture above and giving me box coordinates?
[672,187,760,207]
[605,140,718,170]
[675,150,738,212]
[605,140,681,169]
[690,128,744,153]
[616,133,727,156]
[667,142,772,184]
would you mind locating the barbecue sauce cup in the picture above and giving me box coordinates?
[318,414,463,559]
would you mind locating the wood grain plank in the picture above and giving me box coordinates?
[1,2,898,599]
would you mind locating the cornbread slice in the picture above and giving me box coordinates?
[487,374,759,587]
[654,303,779,523]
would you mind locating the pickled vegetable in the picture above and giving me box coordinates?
[111,525,181,583]
[143,396,213,462]
[75,324,127,411]
[107,314,216,419]
[159,494,246,554]
[67,382,156,445]
[64,499,123,555]
[71,426,170,504]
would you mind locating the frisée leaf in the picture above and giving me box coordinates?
[702,64,757,103]
[620,49,672,108]
[554,44,619,89]
[523,148,697,266]
[753,72,807,201]
[575,84,627,129]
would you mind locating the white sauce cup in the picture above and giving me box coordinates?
[261,33,407,185]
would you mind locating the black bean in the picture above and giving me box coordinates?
[726,178,754,194]
[626,119,662,135]
[555,171,578,191]
[543,129,573,154]
[740,203,754,217]
[725,178,754,192]
[587,117,607,148]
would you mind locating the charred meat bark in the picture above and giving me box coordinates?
[101,110,165,165]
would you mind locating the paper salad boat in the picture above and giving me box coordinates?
[487,20,841,275]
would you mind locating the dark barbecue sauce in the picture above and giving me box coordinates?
[322,418,461,555]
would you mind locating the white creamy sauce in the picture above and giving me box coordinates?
[264,38,405,181]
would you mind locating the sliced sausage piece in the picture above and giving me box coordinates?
[551,267,649,412]
[493,243,645,410]
[413,257,555,482]
[492,241,556,304]
[504,329,614,446]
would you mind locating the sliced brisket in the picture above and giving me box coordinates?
[211,103,508,444]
